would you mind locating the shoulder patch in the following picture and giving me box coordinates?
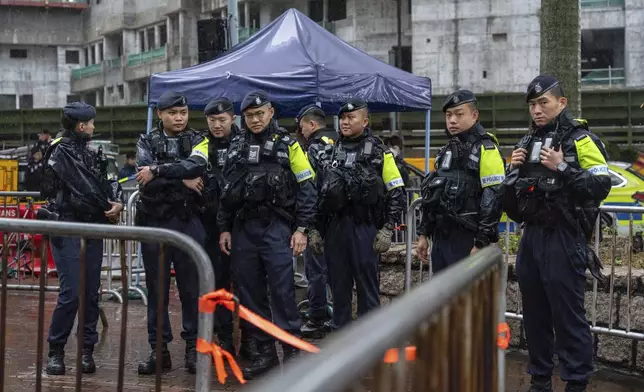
[481,138,496,150]
[282,135,296,146]
[572,130,589,142]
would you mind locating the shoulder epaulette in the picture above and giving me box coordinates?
[280,134,297,146]
[481,138,496,150]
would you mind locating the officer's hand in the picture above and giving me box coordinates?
[510,148,527,170]
[183,178,204,195]
[416,235,429,262]
[219,232,232,255]
[470,246,482,255]
[373,226,393,254]
[104,201,123,223]
[291,231,307,256]
[308,229,324,255]
[539,147,564,171]
[136,166,155,186]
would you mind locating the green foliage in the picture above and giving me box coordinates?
[603,141,639,163]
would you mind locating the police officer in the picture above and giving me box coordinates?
[41,102,124,375]
[502,75,611,392]
[384,135,411,187]
[217,91,316,379]
[135,91,209,375]
[194,98,240,352]
[295,104,335,337]
[311,98,405,330]
[416,90,506,273]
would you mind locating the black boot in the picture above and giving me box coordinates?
[46,344,65,375]
[565,381,588,392]
[185,340,197,374]
[137,346,172,375]
[528,375,553,392]
[82,346,96,374]
[282,344,300,365]
[301,319,327,339]
[242,341,279,380]
[239,338,259,362]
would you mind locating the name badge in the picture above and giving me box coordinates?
[166,138,179,158]
[529,141,542,163]
[248,145,260,164]
[217,149,227,167]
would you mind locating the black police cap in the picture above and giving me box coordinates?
[204,98,234,116]
[338,98,368,117]
[526,74,561,102]
[241,90,270,112]
[63,102,96,122]
[295,104,325,124]
[442,89,477,112]
[157,91,188,110]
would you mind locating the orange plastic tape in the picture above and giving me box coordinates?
[497,322,510,350]
[197,338,246,385]
[383,346,417,363]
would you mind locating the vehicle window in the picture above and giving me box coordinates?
[609,170,626,188]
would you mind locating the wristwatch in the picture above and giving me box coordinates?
[556,161,569,173]
[296,227,310,235]
[149,164,159,176]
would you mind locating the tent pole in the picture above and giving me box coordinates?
[146,106,153,135]
[228,0,239,46]
[424,109,431,174]
[333,115,339,135]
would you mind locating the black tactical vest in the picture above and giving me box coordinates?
[422,127,493,218]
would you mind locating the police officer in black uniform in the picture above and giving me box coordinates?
[135,91,209,375]
[193,97,240,352]
[311,99,405,330]
[294,104,336,337]
[217,91,317,379]
[40,102,124,375]
[416,90,506,272]
[502,75,611,392]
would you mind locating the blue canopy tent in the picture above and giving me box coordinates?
[147,8,433,172]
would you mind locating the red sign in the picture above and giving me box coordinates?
[0,208,18,218]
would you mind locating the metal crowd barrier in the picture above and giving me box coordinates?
[251,246,506,392]
[0,218,215,392]
[405,199,644,343]
[505,205,644,341]
[0,192,59,292]
[0,191,146,306]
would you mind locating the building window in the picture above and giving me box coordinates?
[67,94,81,103]
[90,47,96,64]
[19,95,33,109]
[118,85,125,100]
[0,95,15,110]
[139,31,146,52]
[98,43,104,62]
[328,0,347,21]
[581,28,625,86]
[65,50,80,64]
[308,0,323,22]
[84,47,89,65]
[159,23,168,47]
[9,49,27,59]
[147,27,156,50]
[492,33,507,42]
[391,46,412,73]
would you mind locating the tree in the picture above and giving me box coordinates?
[539,0,581,117]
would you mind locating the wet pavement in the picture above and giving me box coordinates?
[1,285,643,391]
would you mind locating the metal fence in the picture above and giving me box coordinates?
[404,200,644,343]
[0,191,145,305]
[0,217,215,392]
[248,246,506,392]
